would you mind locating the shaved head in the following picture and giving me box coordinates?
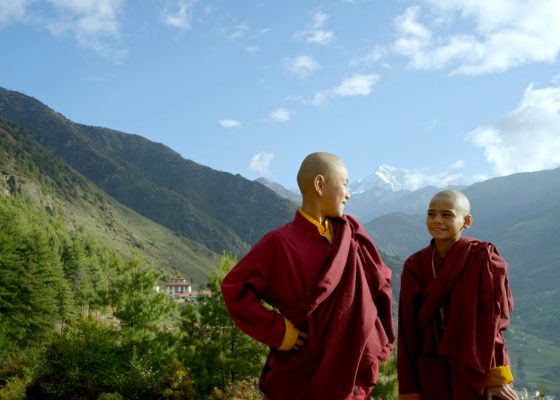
[431,189,471,216]
[297,152,346,193]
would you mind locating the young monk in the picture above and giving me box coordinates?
[397,189,518,400]
[221,152,395,400]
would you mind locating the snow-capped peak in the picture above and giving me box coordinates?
[351,164,469,194]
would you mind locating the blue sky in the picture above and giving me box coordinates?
[1,0,560,190]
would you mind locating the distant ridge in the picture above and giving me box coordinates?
[0,87,296,254]
[255,177,301,204]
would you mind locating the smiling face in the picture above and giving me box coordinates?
[426,191,472,249]
[320,161,350,218]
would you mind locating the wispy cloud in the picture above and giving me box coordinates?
[46,0,126,60]
[270,108,291,123]
[295,10,333,46]
[218,119,241,128]
[448,160,465,170]
[245,45,259,54]
[0,0,28,24]
[313,74,379,106]
[230,22,249,39]
[350,45,386,68]
[469,84,560,175]
[393,1,560,75]
[162,0,194,31]
[285,55,321,79]
[249,152,274,178]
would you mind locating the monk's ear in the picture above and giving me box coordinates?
[463,214,473,229]
[313,174,325,196]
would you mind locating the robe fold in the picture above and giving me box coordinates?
[397,237,513,400]
[221,212,395,400]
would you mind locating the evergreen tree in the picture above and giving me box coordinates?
[0,196,71,352]
[181,254,266,397]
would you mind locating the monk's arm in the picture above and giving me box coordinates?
[221,239,298,350]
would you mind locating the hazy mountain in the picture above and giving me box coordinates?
[255,177,301,204]
[0,87,296,254]
[346,185,443,223]
[0,117,218,284]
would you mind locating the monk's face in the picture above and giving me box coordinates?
[426,196,470,243]
[320,162,350,218]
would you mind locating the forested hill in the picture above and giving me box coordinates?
[0,117,219,283]
[0,87,297,255]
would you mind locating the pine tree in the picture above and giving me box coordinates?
[0,196,70,351]
[181,254,267,396]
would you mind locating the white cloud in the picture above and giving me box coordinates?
[218,119,241,128]
[469,84,560,175]
[448,160,465,170]
[295,10,333,46]
[426,119,441,130]
[393,1,560,75]
[230,22,249,39]
[270,108,291,123]
[245,45,259,54]
[285,55,321,79]
[0,0,28,24]
[350,45,386,68]
[46,0,125,59]
[313,74,379,105]
[162,0,194,31]
[249,152,274,178]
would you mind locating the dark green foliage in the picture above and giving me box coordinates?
[28,319,195,400]
[27,319,124,399]
[0,196,72,352]
[180,254,267,397]
[155,359,196,400]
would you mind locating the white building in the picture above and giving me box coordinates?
[165,275,192,300]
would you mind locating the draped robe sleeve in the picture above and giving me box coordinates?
[221,212,395,400]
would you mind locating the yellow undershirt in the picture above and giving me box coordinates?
[298,209,333,244]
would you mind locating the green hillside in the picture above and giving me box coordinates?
[0,87,296,255]
[0,117,218,284]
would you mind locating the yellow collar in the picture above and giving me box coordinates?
[298,209,333,244]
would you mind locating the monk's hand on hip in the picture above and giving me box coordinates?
[485,384,519,400]
[293,331,307,350]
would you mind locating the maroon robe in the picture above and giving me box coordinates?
[397,237,513,400]
[221,212,395,400]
